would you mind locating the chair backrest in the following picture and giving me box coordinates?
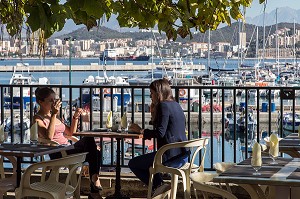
[153,138,209,171]
[38,137,60,146]
[19,152,88,196]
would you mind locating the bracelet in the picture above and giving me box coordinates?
[73,116,79,120]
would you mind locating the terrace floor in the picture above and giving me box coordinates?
[2,171,251,199]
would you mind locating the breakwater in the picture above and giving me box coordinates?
[80,111,280,132]
[0,64,206,72]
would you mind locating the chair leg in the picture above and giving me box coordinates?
[181,174,187,199]
[147,171,155,199]
[170,174,178,199]
[185,175,191,199]
[194,188,198,199]
[203,191,209,199]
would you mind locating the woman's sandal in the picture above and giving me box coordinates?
[88,192,103,199]
[90,180,103,192]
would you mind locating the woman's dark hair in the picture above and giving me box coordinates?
[149,78,174,123]
[35,87,55,103]
[149,78,174,103]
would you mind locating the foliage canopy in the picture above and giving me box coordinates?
[0,0,266,40]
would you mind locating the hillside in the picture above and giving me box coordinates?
[54,22,300,46]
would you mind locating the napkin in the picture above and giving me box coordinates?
[106,111,113,129]
[269,133,279,157]
[121,112,127,129]
[0,124,4,143]
[251,141,262,166]
[30,122,38,141]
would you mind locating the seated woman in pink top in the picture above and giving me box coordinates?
[33,87,102,197]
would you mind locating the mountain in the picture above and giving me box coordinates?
[54,22,300,46]
[52,15,138,37]
[54,26,160,42]
[245,7,300,26]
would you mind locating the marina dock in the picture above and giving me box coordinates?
[0,64,206,72]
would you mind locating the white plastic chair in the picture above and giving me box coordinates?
[15,152,87,199]
[0,155,17,199]
[147,138,209,199]
[190,175,238,199]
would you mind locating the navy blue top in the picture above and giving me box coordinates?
[143,101,189,163]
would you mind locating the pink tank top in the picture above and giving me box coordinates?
[36,114,69,145]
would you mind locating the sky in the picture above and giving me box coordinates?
[247,0,300,17]
[56,0,300,35]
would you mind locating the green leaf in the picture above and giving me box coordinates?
[82,0,105,19]
[25,5,41,32]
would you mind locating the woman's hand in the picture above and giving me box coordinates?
[128,123,142,133]
[73,108,84,119]
[51,99,62,115]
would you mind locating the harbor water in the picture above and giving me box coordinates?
[0,57,298,167]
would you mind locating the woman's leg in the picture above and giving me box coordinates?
[163,154,189,168]
[72,137,100,180]
[67,137,101,193]
[128,152,163,190]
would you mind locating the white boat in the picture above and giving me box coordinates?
[82,74,131,110]
[128,68,171,86]
[4,64,50,109]
[171,69,201,101]
[282,113,300,135]
[4,114,30,143]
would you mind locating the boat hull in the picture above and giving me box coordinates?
[100,55,150,61]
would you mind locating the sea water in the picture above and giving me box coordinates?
[0,57,296,167]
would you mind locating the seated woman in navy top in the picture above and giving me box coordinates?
[128,78,189,197]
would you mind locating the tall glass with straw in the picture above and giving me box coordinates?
[30,122,38,146]
[121,112,128,133]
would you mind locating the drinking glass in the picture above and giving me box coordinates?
[251,158,262,176]
[106,122,112,132]
[121,120,128,134]
[269,151,278,165]
[0,128,4,148]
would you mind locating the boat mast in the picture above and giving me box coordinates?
[262,1,267,68]
[237,19,241,75]
[151,32,154,81]
[255,26,259,80]
[208,29,211,73]
[294,18,296,67]
[276,8,279,76]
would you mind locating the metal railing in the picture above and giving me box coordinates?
[1,84,299,170]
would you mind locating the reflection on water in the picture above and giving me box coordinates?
[191,131,247,168]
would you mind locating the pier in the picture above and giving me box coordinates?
[0,64,206,72]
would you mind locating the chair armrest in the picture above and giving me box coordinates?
[0,155,17,180]
[153,138,208,168]
[65,135,79,143]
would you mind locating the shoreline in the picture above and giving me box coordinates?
[0,64,206,72]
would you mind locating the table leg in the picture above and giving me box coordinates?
[106,138,130,199]
[16,157,22,187]
[268,186,290,199]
